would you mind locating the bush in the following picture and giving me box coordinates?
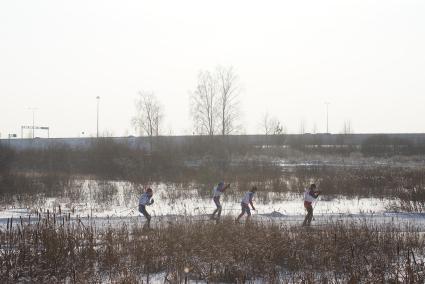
[0,144,15,174]
[361,135,416,156]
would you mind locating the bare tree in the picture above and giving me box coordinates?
[312,123,318,134]
[274,121,284,135]
[262,112,272,136]
[191,66,241,136]
[216,66,241,135]
[190,71,218,135]
[338,120,354,147]
[261,112,284,135]
[342,120,353,135]
[299,119,306,134]
[132,91,163,137]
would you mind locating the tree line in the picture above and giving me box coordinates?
[132,66,287,138]
[131,65,361,138]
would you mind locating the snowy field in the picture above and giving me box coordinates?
[1,168,425,282]
[1,180,424,230]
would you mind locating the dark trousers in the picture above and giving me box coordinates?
[139,204,151,223]
[303,203,313,226]
[241,203,251,216]
[211,196,222,218]
[236,203,252,222]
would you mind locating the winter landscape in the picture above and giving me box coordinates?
[1,137,425,283]
[2,0,425,283]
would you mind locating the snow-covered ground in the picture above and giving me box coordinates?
[1,180,424,230]
[0,180,388,217]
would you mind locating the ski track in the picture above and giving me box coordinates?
[1,211,425,232]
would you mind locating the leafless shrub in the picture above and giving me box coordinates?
[392,186,425,213]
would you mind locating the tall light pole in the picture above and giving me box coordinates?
[96,96,100,138]
[28,107,38,139]
[325,102,330,134]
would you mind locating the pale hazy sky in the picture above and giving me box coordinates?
[1,0,424,138]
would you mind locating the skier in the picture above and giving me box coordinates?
[211,181,231,220]
[235,186,257,222]
[139,187,154,227]
[302,184,320,226]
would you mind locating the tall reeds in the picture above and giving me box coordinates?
[1,216,424,283]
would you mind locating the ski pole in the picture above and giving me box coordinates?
[312,195,321,221]
[116,207,134,214]
[313,197,320,210]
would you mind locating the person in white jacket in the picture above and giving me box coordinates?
[139,188,154,226]
[236,186,257,222]
[302,184,320,226]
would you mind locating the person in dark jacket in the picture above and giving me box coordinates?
[139,187,154,227]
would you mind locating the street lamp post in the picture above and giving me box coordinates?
[96,96,100,138]
[325,102,330,134]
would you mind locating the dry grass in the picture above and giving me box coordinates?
[1,216,424,283]
[2,164,425,213]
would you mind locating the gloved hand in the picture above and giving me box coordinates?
[149,199,154,205]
